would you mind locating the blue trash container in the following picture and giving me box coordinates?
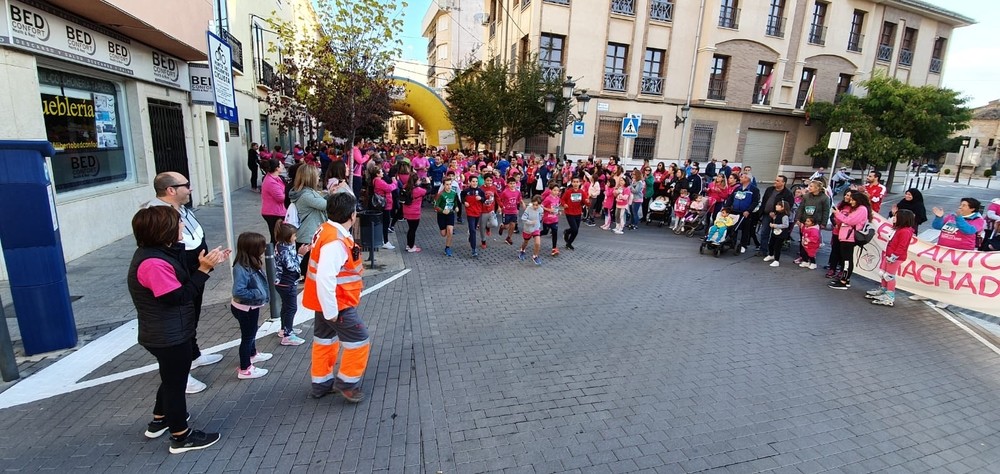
[0,140,77,355]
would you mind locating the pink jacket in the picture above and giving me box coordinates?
[402,186,427,220]
[261,174,286,217]
[835,205,869,242]
[374,177,398,210]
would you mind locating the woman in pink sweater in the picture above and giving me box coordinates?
[260,159,286,243]
[372,168,398,249]
[829,192,872,290]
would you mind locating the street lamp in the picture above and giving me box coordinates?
[954,138,969,183]
[545,76,591,161]
[674,105,690,128]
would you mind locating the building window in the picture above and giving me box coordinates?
[650,0,674,22]
[523,134,549,155]
[540,33,566,81]
[213,0,229,34]
[38,67,133,193]
[765,0,785,37]
[604,43,629,92]
[719,0,740,29]
[795,68,815,108]
[690,125,715,162]
[808,2,827,45]
[899,27,917,67]
[229,120,240,139]
[707,55,728,100]
[930,37,946,74]
[877,22,895,62]
[641,48,665,95]
[632,120,659,161]
[835,74,852,103]
[753,62,775,105]
[611,0,636,15]
[596,117,622,158]
[847,10,865,52]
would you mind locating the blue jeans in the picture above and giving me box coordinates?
[276,283,297,336]
[629,202,642,227]
[230,305,260,370]
[467,216,479,250]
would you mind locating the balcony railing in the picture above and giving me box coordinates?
[522,0,530,9]
[427,37,436,56]
[765,16,786,38]
[929,57,942,74]
[489,22,496,38]
[719,6,740,29]
[649,0,673,22]
[222,29,243,73]
[808,25,826,45]
[707,77,727,100]
[544,0,570,4]
[898,48,913,67]
[603,72,628,92]
[640,76,664,95]
[611,0,635,15]
[260,60,275,87]
[541,65,564,81]
[876,44,892,62]
[847,32,864,52]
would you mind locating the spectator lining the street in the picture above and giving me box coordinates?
[273,222,308,346]
[829,192,873,290]
[867,209,916,307]
[260,158,287,243]
[230,232,272,380]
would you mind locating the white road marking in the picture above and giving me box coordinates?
[930,303,1000,357]
[0,269,410,410]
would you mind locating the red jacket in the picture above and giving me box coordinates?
[885,226,914,261]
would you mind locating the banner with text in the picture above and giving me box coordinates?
[853,213,1000,316]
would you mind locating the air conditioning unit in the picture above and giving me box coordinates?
[474,13,490,25]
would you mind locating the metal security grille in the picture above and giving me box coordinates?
[632,119,658,161]
[595,117,622,158]
[148,99,190,178]
[523,134,549,155]
[690,125,715,162]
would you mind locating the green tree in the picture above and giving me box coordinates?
[445,60,506,149]
[393,119,409,143]
[806,74,971,189]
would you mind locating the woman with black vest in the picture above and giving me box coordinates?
[127,206,229,454]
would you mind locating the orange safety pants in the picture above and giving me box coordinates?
[310,307,370,391]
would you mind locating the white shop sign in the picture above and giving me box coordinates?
[0,0,189,91]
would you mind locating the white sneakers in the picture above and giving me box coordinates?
[237,365,268,379]
[250,352,273,364]
[763,256,774,262]
[191,353,223,369]
[769,261,780,267]
[382,242,396,250]
[186,375,207,394]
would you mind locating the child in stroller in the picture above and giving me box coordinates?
[700,208,743,256]
[678,195,708,236]
[645,195,670,227]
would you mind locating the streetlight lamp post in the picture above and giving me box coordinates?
[954,138,969,183]
[545,76,591,162]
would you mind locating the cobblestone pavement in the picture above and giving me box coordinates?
[3,200,1000,473]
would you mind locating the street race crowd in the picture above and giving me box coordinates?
[126,138,1000,454]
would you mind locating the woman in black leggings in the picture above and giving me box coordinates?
[829,192,872,290]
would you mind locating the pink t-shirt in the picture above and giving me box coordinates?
[499,189,521,214]
[542,195,560,225]
[137,259,181,297]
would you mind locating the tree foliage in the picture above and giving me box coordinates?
[806,74,972,169]
[446,55,568,150]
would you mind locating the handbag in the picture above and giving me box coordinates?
[370,192,386,210]
[853,222,875,246]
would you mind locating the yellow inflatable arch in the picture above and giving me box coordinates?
[389,76,458,150]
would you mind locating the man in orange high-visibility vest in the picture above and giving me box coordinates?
[302,192,369,403]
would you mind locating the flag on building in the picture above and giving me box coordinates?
[802,76,816,125]
[758,70,775,105]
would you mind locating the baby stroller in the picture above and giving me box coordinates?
[699,214,746,257]
[646,196,670,227]
[679,207,710,237]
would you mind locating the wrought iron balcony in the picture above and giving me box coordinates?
[541,65,564,82]
[707,77,727,100]
[641,76,664,95]
[427,37,436,56]
[765,16,785,38]
[259,60,275,87]
[847,32,864,52]
[808,25,826,45]
[929,57,942,74]
[876,44,892,62]
[603,72,627,92]
[222,29,243,73]
[898,48,913,67]
[649,0,673,22]
[719,6,739,29]
[544,0,569,4]
[611,0,635,16]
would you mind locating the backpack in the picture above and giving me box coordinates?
[284,202,300,227]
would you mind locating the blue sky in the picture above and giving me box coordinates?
[397,0,998,107]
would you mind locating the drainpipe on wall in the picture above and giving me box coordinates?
[677,0,707,163]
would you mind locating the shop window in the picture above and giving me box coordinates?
[38,67,133,193]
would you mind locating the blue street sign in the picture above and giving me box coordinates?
[572,121,585,136]
[621,117,639,138]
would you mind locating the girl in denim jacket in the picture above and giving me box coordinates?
[231,232,272,379]
[273,222,310,346]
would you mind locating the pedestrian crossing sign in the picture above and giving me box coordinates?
[621,117,639,138]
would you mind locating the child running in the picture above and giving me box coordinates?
[867,209,916,306]
[499,177,522,246]
[540,186,562,256]
[273,223,309,346]
[479,174,500,249]
[763,200,791,267]
[434,176,458,256]
[519,195,544,265]
[707,207,736,244]
[230,232,272,379]
[460,175,486,257]
[798,216,820,269]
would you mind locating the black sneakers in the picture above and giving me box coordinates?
[169,430,221,454]
[144,413,190,439]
